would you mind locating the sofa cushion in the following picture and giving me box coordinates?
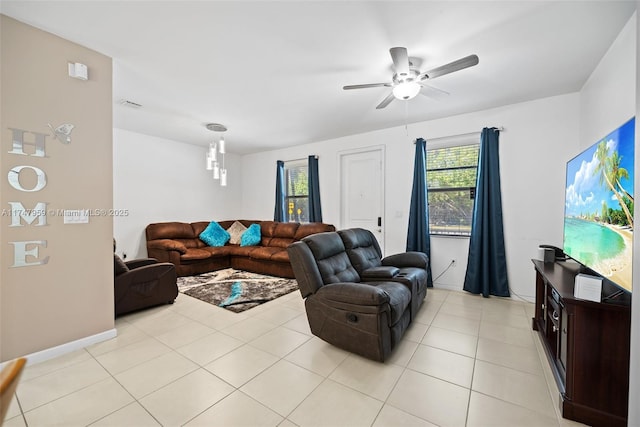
[241,223,261,246]
[147,239,188,254]
[249,246,277,260]
[270,249,290,263]
[176,238,203,249]
[258,221,277,236]
[201,246,232,257]
[180,248,213,261]
[264,222,298,248]
[338,228,383,274]
[227,245,257,257]
[227,221,247,245]
[192,221,212,236]
[294,223,336,240]
[146,222,196,240]
[304,232,360,284]
[200,221,230,247]
[250,246,288,261]
[273,222,300,238]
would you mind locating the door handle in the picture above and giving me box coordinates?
[377,217,382,227]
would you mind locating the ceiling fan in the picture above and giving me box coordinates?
[343,47,479,109]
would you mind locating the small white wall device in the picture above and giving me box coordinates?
[68,62,88,80]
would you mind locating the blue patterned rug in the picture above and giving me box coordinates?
[177,268,299,313]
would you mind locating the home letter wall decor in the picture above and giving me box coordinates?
[5,125,65,267]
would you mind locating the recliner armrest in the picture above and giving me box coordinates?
[315,283,390,306]
[382,252,429,269]
[361,266,400,280]
[125,258,158,269]
[114,263,176,288]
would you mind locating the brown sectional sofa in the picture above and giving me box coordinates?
[146,220,335,278]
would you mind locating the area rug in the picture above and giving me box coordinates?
[177,268,299,313]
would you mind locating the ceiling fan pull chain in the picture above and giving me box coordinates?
[405,101,409,137]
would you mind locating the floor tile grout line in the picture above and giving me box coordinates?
[87,347,164,425]
[88,365,163,427]
[469,389,560,423]
[112,319,315,424]
[240,339,329,422]
[464,325,482,427]
[19,375,123,422]
[93,344,240,427]
[12,287,566,427]
[15,393,28,427]
[531,331,566,423]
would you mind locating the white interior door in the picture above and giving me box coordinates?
[339,147,385,253]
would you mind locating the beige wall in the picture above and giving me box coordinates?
[1,15,114,361]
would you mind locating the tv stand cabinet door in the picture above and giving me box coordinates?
[562,299,630,426]
[559,307,569,379]
[532,269,547,332]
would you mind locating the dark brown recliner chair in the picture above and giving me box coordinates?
[114,255,178,316]
[337,228,429,320]
[287,231,413,362]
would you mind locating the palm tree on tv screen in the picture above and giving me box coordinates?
[608,150,634,203]
[595,141,633,228]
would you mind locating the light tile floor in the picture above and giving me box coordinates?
[5,288,588,426]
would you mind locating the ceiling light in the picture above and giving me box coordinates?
[205,123,228,186]
[392,81,421,100]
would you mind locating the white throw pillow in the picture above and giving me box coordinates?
[227,221,247,245]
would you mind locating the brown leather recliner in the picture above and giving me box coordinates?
[287,231,414,362]
[114,255,178,316]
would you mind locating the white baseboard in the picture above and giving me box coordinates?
[432,284,535,303]
[4,328,118,368]
[432,283,462,292]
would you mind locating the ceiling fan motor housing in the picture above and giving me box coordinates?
[392,69,419,85]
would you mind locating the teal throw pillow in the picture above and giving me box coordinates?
[199,221,230,247]
[240,223,261,246]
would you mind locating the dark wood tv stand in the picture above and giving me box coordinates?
[532,259,631,427]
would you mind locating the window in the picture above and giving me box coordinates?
[284,160,309,223]
[426,143,479,236]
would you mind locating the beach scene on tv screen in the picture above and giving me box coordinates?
[564,117,634,292]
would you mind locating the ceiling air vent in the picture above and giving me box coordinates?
[119,99,142,108]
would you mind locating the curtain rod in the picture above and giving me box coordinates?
[416,127,505,144]
[283,155,318,162]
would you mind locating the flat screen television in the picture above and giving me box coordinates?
[564,117,634,294]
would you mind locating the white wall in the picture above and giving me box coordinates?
[580,13,636,147]
[578,12,637,424]
[113,128,243,259]
[241,93,580,299]
[1,16,114,361]
[632,7,640,425]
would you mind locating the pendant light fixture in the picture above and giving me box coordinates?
[205,123,228,186]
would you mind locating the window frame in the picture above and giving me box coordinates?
[283,159,309,223]
[425,136,480,237]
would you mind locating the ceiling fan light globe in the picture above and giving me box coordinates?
[392,81,421,100]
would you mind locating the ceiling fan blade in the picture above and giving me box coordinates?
[419,83,450,99]
[376,92,395,109]
[419,54,479,80]
[343,83,391,90]
[389,47,410,79]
